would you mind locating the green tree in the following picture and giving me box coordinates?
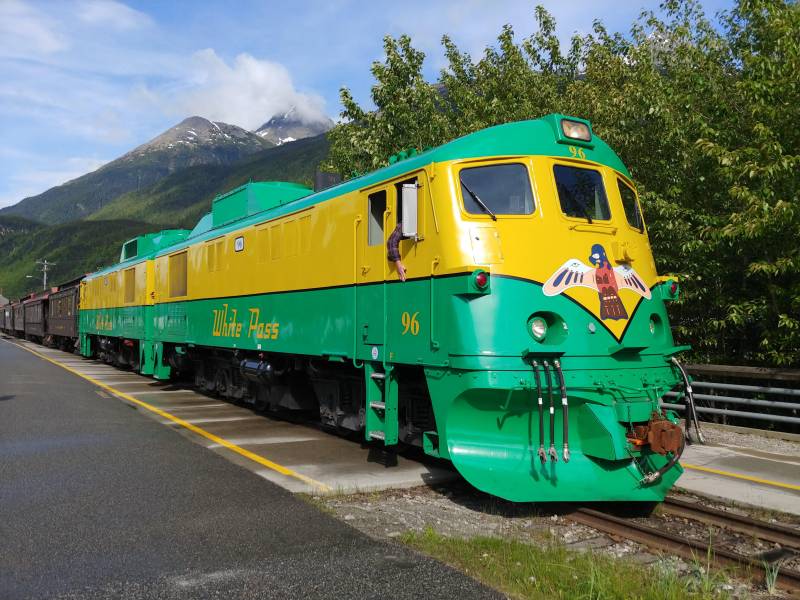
[693,0,800,364]
[326,35,449,177]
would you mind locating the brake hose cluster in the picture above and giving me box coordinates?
[531,360,570,463]
[671,357,705,444]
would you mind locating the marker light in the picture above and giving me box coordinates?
[561,119,591,142]
[474,271,489,289]
[530,317,548,342]
[670,281,678,296]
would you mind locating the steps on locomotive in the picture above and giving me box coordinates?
[365,362,398,445]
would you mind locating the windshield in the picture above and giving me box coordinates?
[460,163,534,216]
[553,165,610,222]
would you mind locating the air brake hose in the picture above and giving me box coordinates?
[531,361,547,464]
[640,427,685,485]
[670,357,705,444]
[553,360,570,463]
[543,361,558,462]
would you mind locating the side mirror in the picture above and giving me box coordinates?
[401,183,419,239]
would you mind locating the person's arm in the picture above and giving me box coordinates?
[387,223,406,282]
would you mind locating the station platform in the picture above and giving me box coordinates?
[679,428,800,516]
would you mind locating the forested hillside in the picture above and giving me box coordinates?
[0,219,154,298]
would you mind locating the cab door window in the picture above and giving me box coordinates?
[367,190,387,245]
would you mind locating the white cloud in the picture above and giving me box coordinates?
[159,49,329,130]
[0,0,68,58]
[77,0,153,30]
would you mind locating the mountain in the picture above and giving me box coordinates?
[0,117,273,225]
[255,107,333,146]
[90,134,329,228]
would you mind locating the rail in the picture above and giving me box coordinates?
[568,500,800,592]
[660,363,800,432]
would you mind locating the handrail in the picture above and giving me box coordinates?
[685,363,800,383]
[352,216,362,368]
[662,364,800,433]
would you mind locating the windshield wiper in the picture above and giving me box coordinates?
[576,199,594,223]
[461,182,497,221]
[558,184,593,223]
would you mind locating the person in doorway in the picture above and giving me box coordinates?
[387,221,406,281]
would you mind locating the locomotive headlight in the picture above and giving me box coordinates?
[649,319,656,334]
[530,317,548,341]
[561,119,591,142]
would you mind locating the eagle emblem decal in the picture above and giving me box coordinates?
[543,244,651,321]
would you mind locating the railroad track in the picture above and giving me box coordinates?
[662,497,800,552]
[569,498,800,593]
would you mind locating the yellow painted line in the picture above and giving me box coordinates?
[682,463,800,492]
[4,339,331,493]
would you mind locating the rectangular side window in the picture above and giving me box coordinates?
[124,268,136,303]
[257,227,269,263]
[368,190,387,246]
[617,179,644,231]
[215,240,225,270]
[169,252,188,298]
[284,219,298,257]
[206,242,216,272]
[553,165,610,221]
[270,224,282,260]
[299,214,312,255]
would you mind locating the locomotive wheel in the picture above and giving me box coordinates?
[213,368,231,398]
[253,386,270,412]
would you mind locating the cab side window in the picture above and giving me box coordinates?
[368,190,387,246]
[617,179,644,231]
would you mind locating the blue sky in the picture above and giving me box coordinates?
[0,0,733,210]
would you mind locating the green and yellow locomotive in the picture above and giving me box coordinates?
[77,114,687,503]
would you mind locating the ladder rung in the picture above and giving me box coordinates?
[369,431,385,441]
[370,372,386,380]
[370,401,386,410]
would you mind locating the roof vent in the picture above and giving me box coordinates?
[314,169,341,192]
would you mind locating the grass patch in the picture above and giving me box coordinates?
[296,493,336,515]
[401,528,730,599]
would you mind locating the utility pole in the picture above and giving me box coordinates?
[35,259,56,291]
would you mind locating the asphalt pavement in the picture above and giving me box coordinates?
[0,338,498,599]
